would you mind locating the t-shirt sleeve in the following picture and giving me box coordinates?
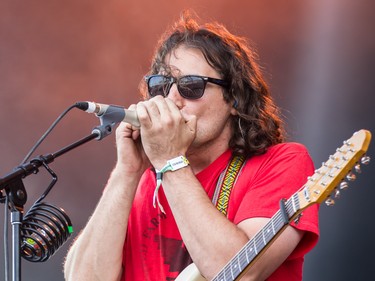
[233,143,319,258]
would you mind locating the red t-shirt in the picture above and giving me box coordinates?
[122,143,319,281]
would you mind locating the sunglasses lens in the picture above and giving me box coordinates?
[147,76,170,97]
[178,76,205,99]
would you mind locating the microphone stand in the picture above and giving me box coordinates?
[0,120,114,281]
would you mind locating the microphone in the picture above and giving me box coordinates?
[76,101,140,127]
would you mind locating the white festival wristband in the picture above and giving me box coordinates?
[153,156,190,213]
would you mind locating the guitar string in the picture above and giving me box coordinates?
[214,197,296,280]
[214,212,287,280]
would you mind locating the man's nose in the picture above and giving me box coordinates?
[166,83,184,108]
[166,83,180,100]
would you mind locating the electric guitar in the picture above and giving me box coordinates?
[176,129,371,281]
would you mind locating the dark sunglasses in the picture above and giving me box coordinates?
[144,74,229,100]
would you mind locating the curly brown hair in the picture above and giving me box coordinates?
[144,11,285,158]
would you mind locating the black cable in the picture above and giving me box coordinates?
[20,104,79,165]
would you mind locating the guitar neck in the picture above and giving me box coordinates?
[212,194,300,281]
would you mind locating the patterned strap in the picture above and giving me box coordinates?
[212,155,246,216]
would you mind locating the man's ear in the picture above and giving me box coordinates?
[230,99,239,115]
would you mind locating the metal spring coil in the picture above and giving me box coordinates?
[21,202,73,262]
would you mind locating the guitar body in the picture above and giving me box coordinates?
[176,263,206,281]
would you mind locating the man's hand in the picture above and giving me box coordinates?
[115,104,150,175]
[136,96,197,170]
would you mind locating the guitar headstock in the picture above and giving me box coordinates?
[297,129,372,209]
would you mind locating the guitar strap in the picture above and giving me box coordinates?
[212,155,246,216]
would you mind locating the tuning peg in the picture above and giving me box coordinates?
[334,189,341,198]
[339,181,349,190]
[361,155,371,165]
[354,164,362,173]
[346,172,356,181]
[325,197,335,206]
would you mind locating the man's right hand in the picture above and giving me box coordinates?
[114,104,150,176]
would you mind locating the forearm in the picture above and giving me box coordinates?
[162,167,250,279]
[64,167,140,281]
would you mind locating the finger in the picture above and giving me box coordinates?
[185,114,197,134]
[154,96,175,125]
[115,122,133,139]
[143,96,172,129]
[136,101,152,128]
[131,128,141,140]
[126,104,141,130]
[165,98,191,128]
[164,98,181,118]
[147,96,165,119]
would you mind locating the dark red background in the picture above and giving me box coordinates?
[1,1,374,280]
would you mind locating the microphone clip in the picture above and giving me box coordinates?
[92,105,125,140]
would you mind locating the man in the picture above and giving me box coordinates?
[64,12,319,281]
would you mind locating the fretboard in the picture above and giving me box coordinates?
[212,193,300,281]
